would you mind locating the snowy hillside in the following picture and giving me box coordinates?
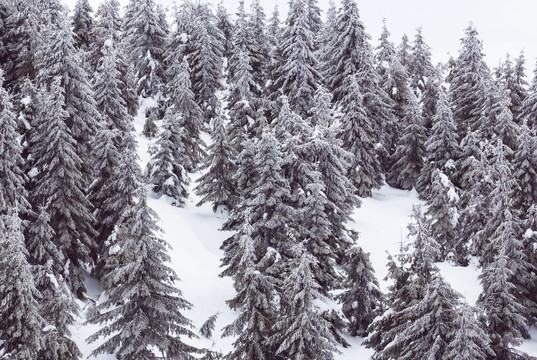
[65,113,537,359]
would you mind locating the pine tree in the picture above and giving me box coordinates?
[123,0,167,98]
[477,244,529,360]
[421,67,442,131]
[186,4,225,121]
[408,27,435,97]
[338,245,382,337]
[248,0,269,92]
[424,170,461,262]
[29,80,96,296]
[381,276,461,360]
[195,113,239,212]
[386,94,426,190]
[322,0,369,103]
[71,0,94,52]
[0,213,45,359]
[266,5,281,50]
[90,0,138,116]
[522,59,537,129]
[164,58,205,171]
[339,75,383,197]
[36,9,100,174]
[512,126,537,214]
[268,242,339,360]
[397,34,411,69]
[0,69,29,215]
[87,192,198,359]
[445,305,495,360]
[146,108,190,206]
[222,218,278,360]
[416,91,459,198]
[375,19,396,81]
[448,25,490,138]
[215,1,233,59]
[269,0,320,118]
[93,39,135,150]
[501,52,528,124]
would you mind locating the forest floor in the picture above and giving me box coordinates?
[70,108,537,359]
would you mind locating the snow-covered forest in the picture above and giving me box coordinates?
[1,0,537,359]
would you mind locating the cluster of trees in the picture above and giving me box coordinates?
[0,0,536,359]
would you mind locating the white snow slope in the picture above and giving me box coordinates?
[71,111,537,359]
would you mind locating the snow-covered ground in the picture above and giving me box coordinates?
[71,111,537,359]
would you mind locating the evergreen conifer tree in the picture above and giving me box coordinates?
[337,245,382,337]
[416,91,459,198]
[445,305,495,360]
[386,94,426,190]
[408,27,435,97]
[215,1,233,60]
[123,0,167,98]
[71,0,94,52]
[88,192,198,359]
[338,75,383,197]
[29,80,96,296]
[195,113,239,212]
[448,25,490,138]
[0,213,45,359]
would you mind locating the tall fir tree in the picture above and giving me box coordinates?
[88,192,198,359]
[408,27,435,97]
[195,113,239,212]
[123,0,167,98]
[215,0,234,60]
[0,213,45,359]
[269,0,320,118]
[386,94,426,190]
[29,80,96,297]
[522,59,537,129]
[448,25,490,138]
[71,0,94,52]
[416,91,460,198]
[338,75,383,197]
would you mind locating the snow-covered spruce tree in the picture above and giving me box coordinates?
[408,27,435,97]
[478,80,519,151]
[381,276,461,360]
[322,0,369,103]
[87,191,198,359]
[247,0,270,93]
[445,305,495,360]
[421,68,442,132]
[195,113,239,212]
[513,126,537,216]
[146,108,189,206]
[338,75,383,197]
[397,34,411,69]
[266,4,281,50]
[303,95,360,263]
[90,0,138,117]
[222,218,279,360]
[269,0,320,118]
[424,170,461,262]
[267,241,339,360]
[227,0,255,91]
[93,39,135,151]
[71,0,94,52]
[416,91,460,198]
[305,0,322,36]
[29,80,96,297]
[163,58,206,172]
[500,53,528,125]
[448,25,490,138]
[337,245,382,337]
[221,129,295,279]
[0,69,30,216]
[0,213,45,359]
[382,51,413,125]
[386,93,426,190]
[315,0,337,73]
[35,11,100,176]
[365,206,440,358]
[123,0,167,98]
[215,0,233,60]
[186,4,224,121]
[522,59,537,129]
[375,19,396,81]
[521,204,537,319]
[2,0,42,89]
[477,244,529,360]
